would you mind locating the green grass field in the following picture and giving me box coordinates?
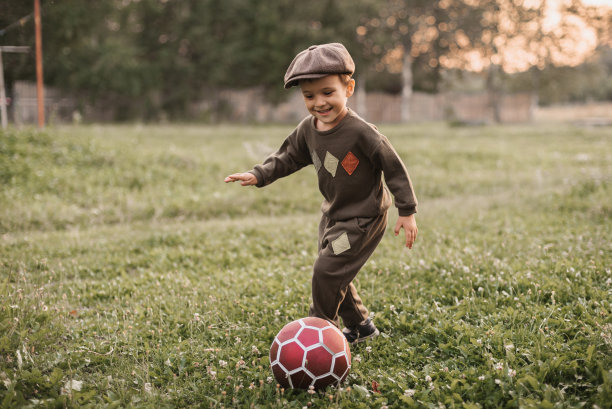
[0,123,610,408]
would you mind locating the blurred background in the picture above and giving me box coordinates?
[1,0,611,125]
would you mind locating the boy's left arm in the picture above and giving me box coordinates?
[394,214,418,249]
[371,135,418,249]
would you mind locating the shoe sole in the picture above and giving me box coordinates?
[350,329,380,344]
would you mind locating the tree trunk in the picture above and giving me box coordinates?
[401,52,413,123]
[486,63,502,123]
[356,74,367,118]
[529,66,540,122]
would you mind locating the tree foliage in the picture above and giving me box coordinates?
[0,0,610,121]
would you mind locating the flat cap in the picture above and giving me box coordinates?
[284,43,355,89]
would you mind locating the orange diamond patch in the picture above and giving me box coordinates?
[341,151,359,175]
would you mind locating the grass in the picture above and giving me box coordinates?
[0,122,610,408]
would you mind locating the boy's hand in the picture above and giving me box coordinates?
[224,172,258,186]
[394,214,418,249]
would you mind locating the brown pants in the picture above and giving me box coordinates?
[309,212,387,328]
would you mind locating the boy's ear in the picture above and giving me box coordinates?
[346,79,356,97]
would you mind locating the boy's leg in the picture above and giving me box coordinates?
[309,212,387,328]
[337,282,368,327]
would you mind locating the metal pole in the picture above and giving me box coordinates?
[34,0,44,128]
[0,47,30,129]
[0,50,7,129]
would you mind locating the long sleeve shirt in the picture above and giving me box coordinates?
[249,109,417,220]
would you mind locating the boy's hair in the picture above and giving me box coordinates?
[338,74,353,86]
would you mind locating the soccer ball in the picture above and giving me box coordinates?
[269,317,351,390]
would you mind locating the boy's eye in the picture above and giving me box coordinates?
[304,95,313,99]
[324,91,333,96]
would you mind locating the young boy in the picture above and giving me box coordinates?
[225,43,418,344]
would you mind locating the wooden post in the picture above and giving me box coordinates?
[0,46,30,129]
[0,50,6,129]
[34,0,44,128]
[401,52,413,123]
[356,74,367,119]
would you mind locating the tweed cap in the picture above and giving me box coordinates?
[284,43,355,89]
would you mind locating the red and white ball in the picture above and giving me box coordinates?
[269,317,351,390]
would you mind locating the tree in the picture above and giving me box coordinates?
[3,0,609,122]
[356,0,486,121]
[445,0,611,121]
[356,0,429,121]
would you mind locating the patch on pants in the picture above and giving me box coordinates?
[331,232,351,255]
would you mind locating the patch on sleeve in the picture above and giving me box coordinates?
[324,151,339,177]
[341,151,359,175]
[331,232,351,255]
[311,150,322,172]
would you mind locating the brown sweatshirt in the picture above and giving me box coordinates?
[250,109,417,220]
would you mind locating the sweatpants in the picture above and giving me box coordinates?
[309,211,388,328]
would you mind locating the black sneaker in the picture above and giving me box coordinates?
[342,318,380,344]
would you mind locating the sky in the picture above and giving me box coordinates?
[582,0,612,5]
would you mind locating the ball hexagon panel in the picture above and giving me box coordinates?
[278,341,304,372]
[332,353,350,379]
[276,320,302,343]
[305,345,333,377]
[289,369,314,389]
[322,327,347,354]
[271,363,290,388]
[269,340,280,362]
[302,317,332,329]
[297,327,320,347]
[313,374,338,390]
[270,317,352,390]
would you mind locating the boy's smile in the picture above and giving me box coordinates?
[300,75,355,131]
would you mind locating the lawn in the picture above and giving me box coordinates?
[0,122,610,408]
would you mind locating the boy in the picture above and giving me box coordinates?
[225,43,418,344]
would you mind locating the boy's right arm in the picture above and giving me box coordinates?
[227,126,310,188]
[224,172,258,186]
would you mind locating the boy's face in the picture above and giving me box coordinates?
[300,75,355,130]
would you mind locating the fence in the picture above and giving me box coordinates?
[11,81,77,125]
[197,87,535,124]
[9,81,538,124]
[533,102,612,124]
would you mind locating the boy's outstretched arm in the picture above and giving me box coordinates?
[224,172,258,186]
[394,214,418,249]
